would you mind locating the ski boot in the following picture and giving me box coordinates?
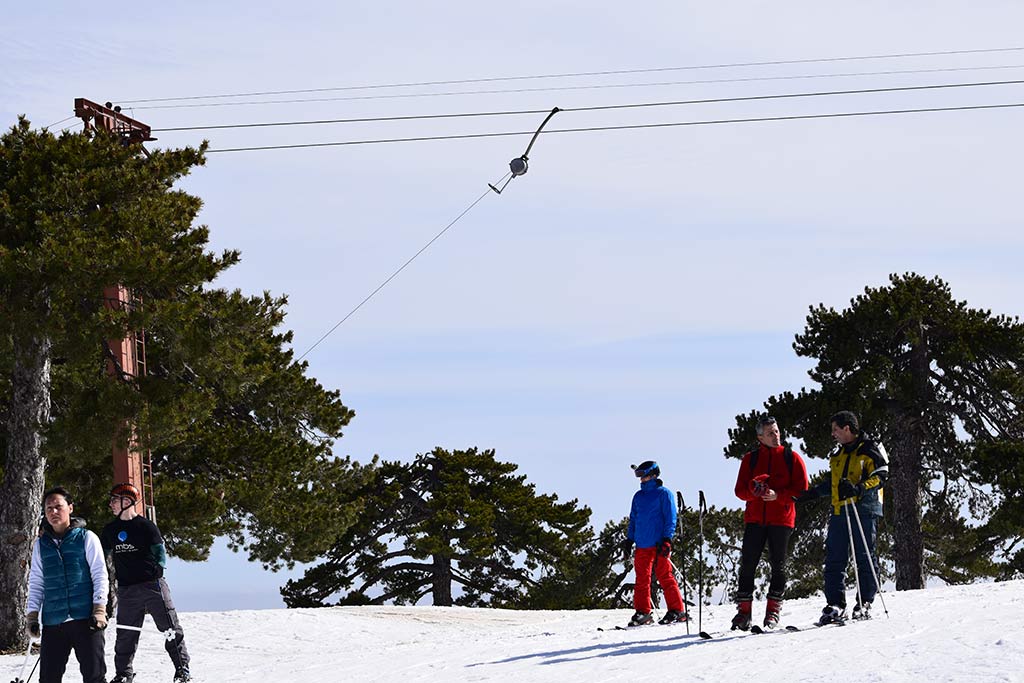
[816,605,847,626]
[763,598,783,630]
[109,674,135,683]
[173,668,192,683]
[731,600,752,631]
[852,601,873,621]
[628,611,654,627]
[658,609,688,625]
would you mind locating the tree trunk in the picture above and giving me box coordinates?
[889,428,925,590]
[431,553,453,606]
[0,334,52,651]
[887,324,932,591]
[890,323,930,595]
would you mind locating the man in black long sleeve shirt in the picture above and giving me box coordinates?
[100,483,191,683]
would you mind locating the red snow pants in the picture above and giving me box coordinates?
[633,546,685,613]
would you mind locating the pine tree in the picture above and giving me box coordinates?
[726,273,1024,590]
[517,518,634,610]
[0,120,367,650]
[280,447,592,607]
[960,440,1024,579]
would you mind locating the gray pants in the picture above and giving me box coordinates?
[115,578,190,676]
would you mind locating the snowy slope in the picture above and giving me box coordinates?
[4,580,1022,682]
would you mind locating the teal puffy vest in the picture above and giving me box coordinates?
[39,526,94,626]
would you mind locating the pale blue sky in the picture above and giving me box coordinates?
[3,1,1023,610]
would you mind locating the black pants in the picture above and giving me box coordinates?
[115,578,190,675]
[736,524,792,602]
[39,618,106,683]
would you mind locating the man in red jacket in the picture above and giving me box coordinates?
[731,415,809,630]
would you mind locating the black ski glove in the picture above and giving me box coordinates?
[837,479,863,500]
[793,489,819,503]
[619,538,634,557]
[657,538,672,557]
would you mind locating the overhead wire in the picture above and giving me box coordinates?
[128,64,1024,110]
[153,78,1024,132]
[288,95,1024,354]
[136,49,1024,351]
[119,46,1024,104]
[43,115,77,130]
[205,101,1024,154]
[154,108,550,132]
[294,175,510,360]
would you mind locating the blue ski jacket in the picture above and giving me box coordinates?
[627,478,677,549]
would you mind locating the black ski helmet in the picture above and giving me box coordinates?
[632,461,660,478]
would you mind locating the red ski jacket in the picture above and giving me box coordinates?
[733,444,809,528]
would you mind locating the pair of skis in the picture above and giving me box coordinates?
[597,620,690,632]
[699,616,858,639]
[697,624,800,639]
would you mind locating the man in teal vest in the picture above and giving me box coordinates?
[26,486,109,683]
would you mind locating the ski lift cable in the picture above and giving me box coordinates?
[205,101,1024,154]
[118,46,1024,104]
[153,78,1024,132]
[128,63,1024,110]
[43,114,77,130]
[294,175,510,361]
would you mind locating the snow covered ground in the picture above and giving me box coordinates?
[4,580,1022,682]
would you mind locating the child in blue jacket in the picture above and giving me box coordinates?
[626,461,687,626]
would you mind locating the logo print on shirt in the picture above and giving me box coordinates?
[118,531,128,542]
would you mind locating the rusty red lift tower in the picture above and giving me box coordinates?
[75,99,157,519]
[74,98,155,145]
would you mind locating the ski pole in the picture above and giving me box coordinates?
[843,500,863,617]
[649,551,659,613]
[12,636,39,683]
[14,550,41,683]
[676,491,690,635]
[849,500,890,618]
[115,623,178,642]
[698,490,707,634]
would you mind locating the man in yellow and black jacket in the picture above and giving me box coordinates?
[795,410,888,625]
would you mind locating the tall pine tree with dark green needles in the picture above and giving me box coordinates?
[281,447,592,607]
[725,273,1024,591]
[0,119,369,650]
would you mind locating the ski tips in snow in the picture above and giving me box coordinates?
[601,617,809,637]
[751,624,801,634]
[598,620,691,631]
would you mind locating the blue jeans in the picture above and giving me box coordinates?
[824,505,878,608]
